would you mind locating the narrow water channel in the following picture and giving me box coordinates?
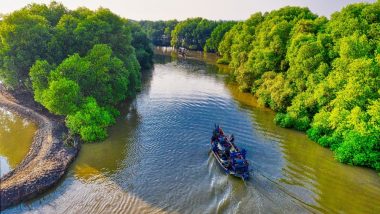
[0,108,36,177]
[2,50,380,213]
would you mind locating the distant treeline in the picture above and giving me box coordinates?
[0,2,153,142]
[139,19,237,52]
[141,1,380,171]
[139,20,178,47]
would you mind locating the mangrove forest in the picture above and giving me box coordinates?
[1,0,380,213]
[140,2,380,172]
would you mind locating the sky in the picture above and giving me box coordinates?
[0,0,377,21]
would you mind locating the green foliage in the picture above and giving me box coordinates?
[217,22,243,64]
[66,97,115,142]
[29,60,54,102]
[0,3,154,142]
[245,7,317,91]
[126,21,154,70]
[255,72,294,111]
[50,44,131,106]
[275,113,310,131]
[218,2,380,171]
[171,18,218,50]
[30,46,121,142]
[41,78,80,115]
[335,131,380,171]
[30,44,133,142]
[0,3,152,89]
[204,21,237,53]
[274,113,294,128]
[139,20,178,46]
[216,58,231,65]
[0,8,52,87]
[24,1,67,26]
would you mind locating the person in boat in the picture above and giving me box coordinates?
[218,135,224,143]
[212,143,218,152]
[225,147,231,157]
[223,140,231,148]
[213,125,221,139]
[219,127,224,136]
[212,125,221,141]
[211,133,217,142]
[229,135,239,151]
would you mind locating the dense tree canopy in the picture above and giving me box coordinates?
[140,19,236,54]
[217,2,380,171]
[217,22,243,64]
[126,21,154,70]
[0,7,52,87]
[30,44,134,142]
[139,20,178,46]
[66,97,115,142]
[0,2,153,142]
[170,18,219,51]
[204,21,237,53]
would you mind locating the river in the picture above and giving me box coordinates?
[2,49,380,213]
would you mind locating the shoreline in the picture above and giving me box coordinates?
[0,86,80,210]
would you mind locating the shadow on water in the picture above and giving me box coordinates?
[4,49,380,213]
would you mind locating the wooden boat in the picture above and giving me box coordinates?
[210,125,249,180]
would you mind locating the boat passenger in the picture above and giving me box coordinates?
[219,128,224,136]
[219,136,224,143]
[224,142,231,148]
[225,149,230,157]
[211,135,217,141]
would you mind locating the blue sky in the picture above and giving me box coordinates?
[0,0,376,20]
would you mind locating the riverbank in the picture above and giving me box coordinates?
[0,86,80,210]
[156,47,380,175]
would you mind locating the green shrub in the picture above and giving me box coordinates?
[335,131,380,170]
[41,78,80,115]
[217,58,230,65]
[294,116,311,131]
[66,97,115,142]
[274,113,294,128]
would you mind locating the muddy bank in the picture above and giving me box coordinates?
[0,86,80,210]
